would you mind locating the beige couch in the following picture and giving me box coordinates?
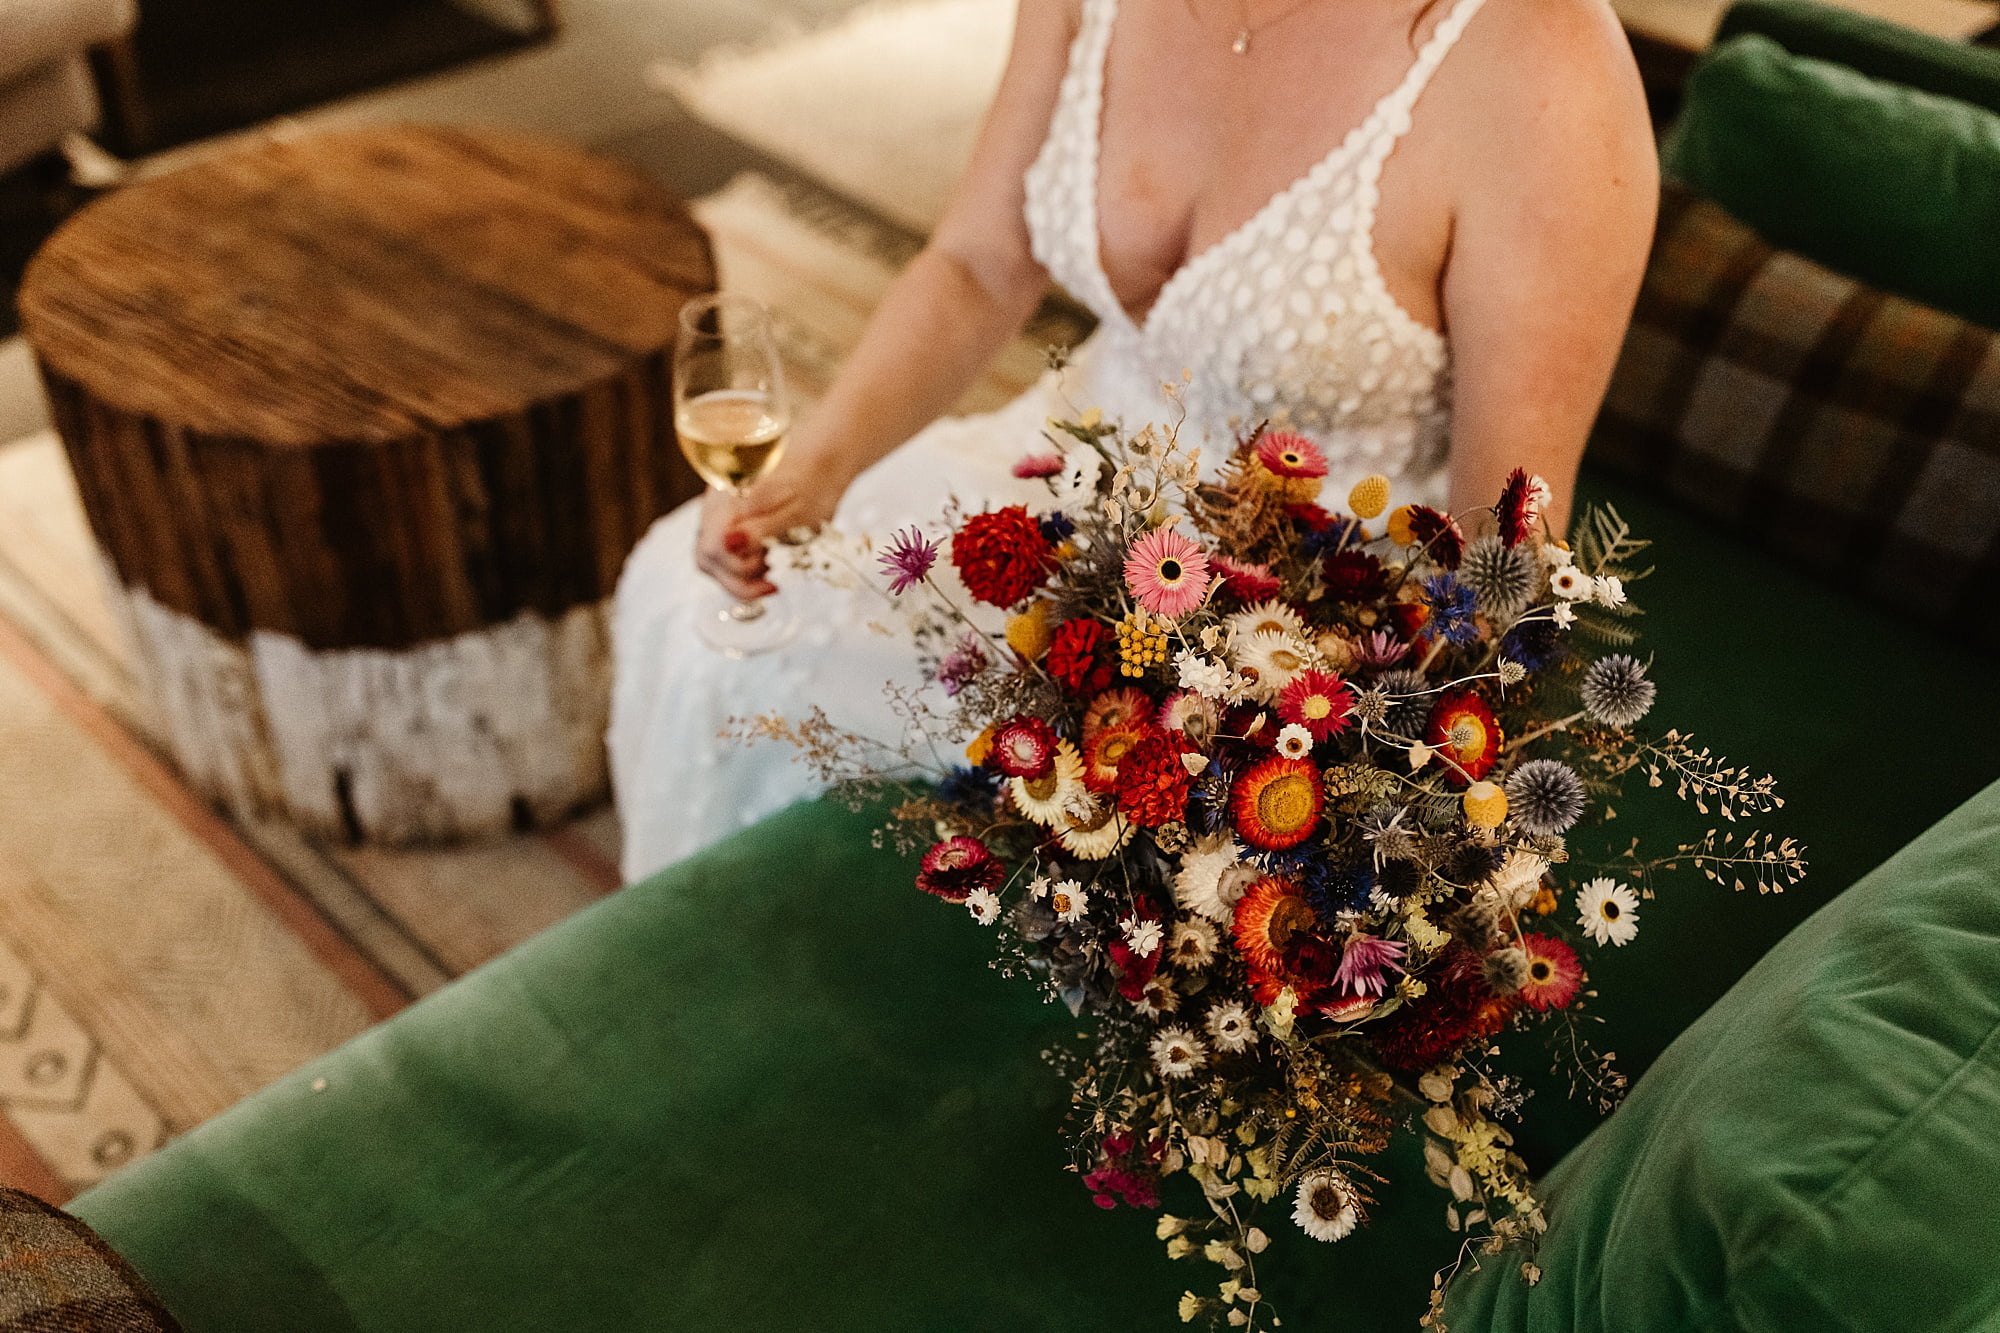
[0,0,137,174]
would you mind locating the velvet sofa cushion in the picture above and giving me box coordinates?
[1445,778,2000,1330]
[65,470,2000,1330]
[1716,0,2000,117]
[1663,32,2000,331]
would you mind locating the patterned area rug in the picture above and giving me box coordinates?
[0,166,1059,1202]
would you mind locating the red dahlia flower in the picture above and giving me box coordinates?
[1277,669,1356,743]
[1046,618,1115,695]
[1370,947,1516,1071]
[1322,549,1387,602]
[1425,687,1503,785]
[1113,732,1193,828]
[991,716,1058,779]
[950,506,1053,607]
[915,836,1003,904]
[1230,754,1325,849]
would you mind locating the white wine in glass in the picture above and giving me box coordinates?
[672,293,799,657]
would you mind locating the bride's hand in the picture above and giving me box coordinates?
[693,451,851,601]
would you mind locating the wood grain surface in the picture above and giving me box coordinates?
[19,125,715,650]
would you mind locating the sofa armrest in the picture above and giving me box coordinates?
[0,0,137,88]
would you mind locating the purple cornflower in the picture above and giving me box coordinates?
[1422,574,1480,645]
[877,526,939,595]
[1333,934,1408,998]
[937,632,988,697]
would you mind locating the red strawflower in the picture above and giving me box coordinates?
[1046,618,1115,695]
[1277,669,1355,743]
[1082,721,1152,793]
[1231,754,1324,849]
[1082,687,1154,741]
[1425,687,1503,785]
[1370,947,1516,1071]
[915,836,1003,904]
[1496,467,1539,548]
[1402,505,1465,569]
[951,506,1053,607]
[1322,549,1387,602]
[1212,556,1283,602]
[1517,934,1584,1011]
[1233,875,1316,976]
[991,716,1058,779]
[1113,732,1193,828]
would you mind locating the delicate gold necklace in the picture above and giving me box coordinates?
[1185,0,1326,54]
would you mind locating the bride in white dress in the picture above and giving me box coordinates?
[611,0,1656,881]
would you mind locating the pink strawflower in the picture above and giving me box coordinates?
[1212,556,1282,602]
[1012,452,1064,479]
[878,526,939,595]
[1333,934,1408,998]
[992,715,1058,779]
[915,835,1002,904]
[1123,527,1212,619]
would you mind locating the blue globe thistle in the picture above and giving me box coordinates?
[1582,654,1656,728]
[1504,759,1587,835]
[935,765,1000,808]
[1421,575,1480,645]
[1374,668,1432,740]
[1459,536,1539,618]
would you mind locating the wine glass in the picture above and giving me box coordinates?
[672,292,799,657]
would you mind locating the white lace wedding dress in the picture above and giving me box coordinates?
[609,0,1488,882]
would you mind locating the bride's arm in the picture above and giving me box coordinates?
[699,0,1078,601]
[1437,0,1657,537]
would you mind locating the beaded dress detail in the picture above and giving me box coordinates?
[1024,0,1488,495]
[609,0,1488,882]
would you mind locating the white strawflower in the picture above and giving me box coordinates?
[1552,601,1577,629]
[1174,835,1248,923]
[1227,599,1305,644]
[1594,574,1627,607]
[1150,1026,1207,1078]
[1292,1171,1359,1242]
[1542,541,1575,568]
[1205,1001,1259,1052]
[1167,918,1219,969]
[1047,879,1089,924]
[1121,915,1165,958]
[1577,877,1640,946]
[965,888,1001,925]
[1174,649,1234,700]
[1549,566,1591,600]
[1234,630,1311,701]
[1275,723,1314,758]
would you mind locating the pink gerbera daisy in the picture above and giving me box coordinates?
[1013,452,1064,479]
[1255,431,1329,480]
[1123,527,1212,618]
[1277,669,1356,743]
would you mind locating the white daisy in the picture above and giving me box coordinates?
[1577,877,1640,946]
[1009,740,1086,827]
[1053,448,1104,509]
[1167,918,1219,970]
[1059,802,1133,860]
[1594,574,1627,608]
[1149,1026,1207,1078]
[1227,599,1305,644]
[1549,566,1591,600]
[1205,1000,1259,1052]
[1121,915,1165,958]
[1047,879,1090,924]
[1292,1171,1359,1242]
[965,888,1001,925]
[1234,629,1311,702]
[1275,723,1314,759]
[1173,835,1247,923]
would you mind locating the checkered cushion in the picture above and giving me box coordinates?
[1589,185,2000,648]
[0,1189,179,1331]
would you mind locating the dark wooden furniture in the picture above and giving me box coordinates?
[18,124,713,842]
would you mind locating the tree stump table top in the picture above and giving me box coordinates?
[14,125,716,842]
[18,123,714,651]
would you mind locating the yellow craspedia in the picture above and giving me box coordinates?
[1006,600,1055,663]
[1386,504,1418,546]
[1463,781,1509,829]
[1348,473,1391,520]
[966,723,999,767]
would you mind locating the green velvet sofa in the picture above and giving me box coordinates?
[60,4,2000,1327]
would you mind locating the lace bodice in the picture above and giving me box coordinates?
[1023,0,1488,498]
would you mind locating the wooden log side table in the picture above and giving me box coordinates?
[17,125,713,843]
